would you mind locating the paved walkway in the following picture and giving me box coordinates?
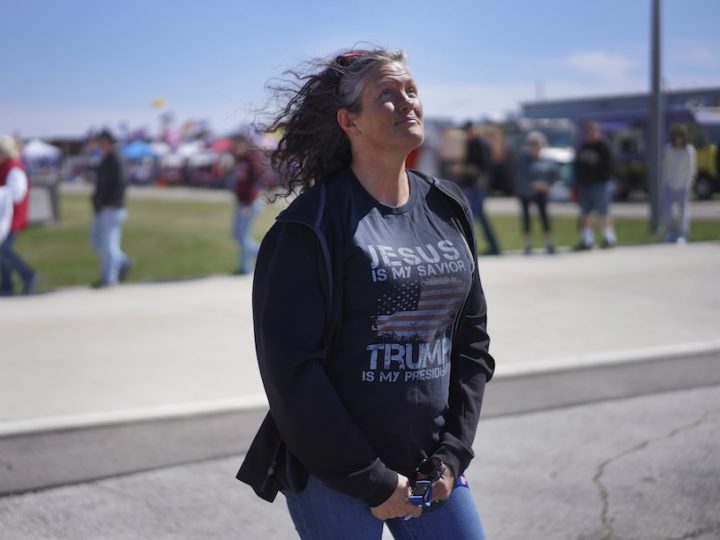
[0,242,718,434]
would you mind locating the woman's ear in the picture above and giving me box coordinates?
[337,109,359,136]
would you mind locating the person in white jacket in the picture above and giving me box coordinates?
[660,125,696,244]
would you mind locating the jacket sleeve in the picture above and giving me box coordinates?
[252,220,398,507]
[432,228,495,478]
[434,269,495,476]
[7,167,28,203]
[96,155,124,209]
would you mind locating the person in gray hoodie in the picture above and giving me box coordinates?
[660,124,696,244]
[513,131,558,254]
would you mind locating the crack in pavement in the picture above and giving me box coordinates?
[593,409,720,540]
[667,522,720,540]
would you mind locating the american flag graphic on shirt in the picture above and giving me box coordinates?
[373,277,467,341]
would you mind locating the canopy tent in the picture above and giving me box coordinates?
[209,138,233,152]
[176,141,205,157]
[256,132,279,151]
[121,140,157,160]
[149,141,171,157]
[160,153,185,168]
[186,151,218,167]
[22,139,62,162]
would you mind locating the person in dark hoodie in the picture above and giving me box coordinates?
[236,48,494,539]
[460,122,501,256]
[573,121,617,249]
[90,130,131,288]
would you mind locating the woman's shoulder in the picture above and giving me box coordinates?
[277,168,356,226]
[409,169,459,197]
[277,183,325,226]
[409,170,473,217]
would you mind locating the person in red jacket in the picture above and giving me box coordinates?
[229,135,266,275]
[0,136,38,296]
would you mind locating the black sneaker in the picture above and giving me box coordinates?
[546,244,556,255]
[91,279,112,289]
[119,260,133,282]
[573,242,592,251]
[23,273,39,295]
[600,239,615,249]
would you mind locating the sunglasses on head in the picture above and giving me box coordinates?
[335,51,369,67]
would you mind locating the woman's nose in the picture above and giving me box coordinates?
[399,93,415,111]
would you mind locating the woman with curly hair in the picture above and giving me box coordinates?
[237,47,494,539]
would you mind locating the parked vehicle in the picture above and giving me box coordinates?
[690,108,720,199]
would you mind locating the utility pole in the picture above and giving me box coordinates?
[648,0,663,232]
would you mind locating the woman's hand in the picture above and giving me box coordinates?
[371,474,422,521]
[431,466,456,502]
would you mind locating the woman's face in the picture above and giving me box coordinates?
[349,61,424,154]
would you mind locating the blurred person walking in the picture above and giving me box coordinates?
[513,131,557,255]
[90,130,131,288]
[660,124,696,244]
[573,121,617,250]
[236,48,494,539]
[229,136,265,275]
[0,135,38,295]
[460,122,501,255]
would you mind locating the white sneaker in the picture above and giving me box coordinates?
[676,237,687,246]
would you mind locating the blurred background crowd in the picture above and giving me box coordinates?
[9,86,720,230]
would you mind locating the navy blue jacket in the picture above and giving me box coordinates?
[236,169,495,507]
[92,151,126,214]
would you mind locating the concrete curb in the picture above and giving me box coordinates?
[1,345,718,497]
[2,340,719,439]
[495,339,720,377]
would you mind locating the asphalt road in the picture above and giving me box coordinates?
[1,384,718,540]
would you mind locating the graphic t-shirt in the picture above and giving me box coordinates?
[326,171,475,473]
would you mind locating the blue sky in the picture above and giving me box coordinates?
[5,0,720,137]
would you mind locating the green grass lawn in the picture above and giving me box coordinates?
[480,213,720,253]
[10,193,720,290]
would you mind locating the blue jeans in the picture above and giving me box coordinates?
[284,474,486,540]
[0,232,35,294]
[577,183,610,216]
[232,201,260,273]
[90,208,129,284]
[660,184,690,241]
[462,187,500,254]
